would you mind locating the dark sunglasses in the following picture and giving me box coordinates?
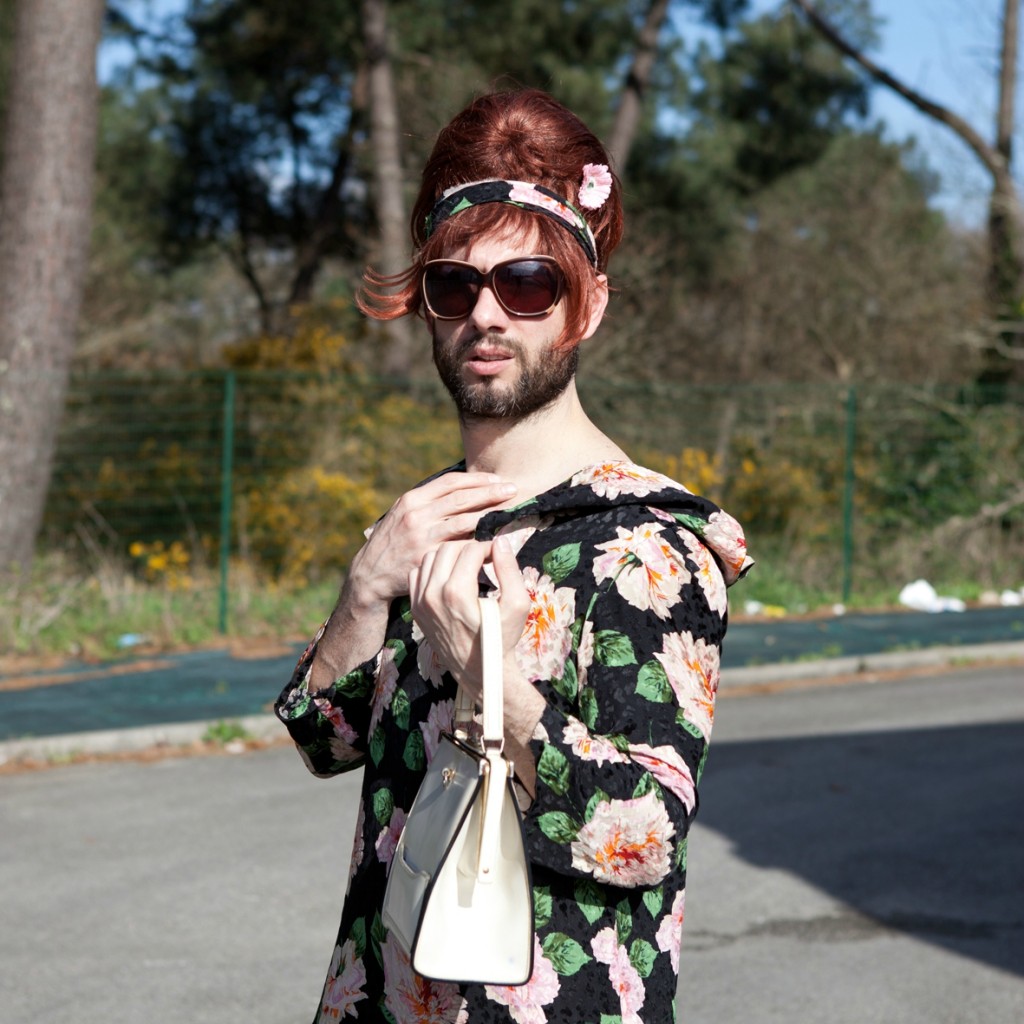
[421,256,565,320]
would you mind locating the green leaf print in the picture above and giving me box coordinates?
[637,660,673,703]
[574,879,606,925]
[542,933,593,976]
[384,638,407,667]
[372,788,395,826]
[378,999,397,1024]
[350,917,367,958]
[643,887,664,919]
[593,630,637,667]
[616,899,633,943]
[534,887,553,929]
[696,742,710,783]
[337,667,373,699]
[629,939,657,978]
[676,836,688,871]
[600,1016,624,1024]
[551,661,577,701]
[403,730,425,772]
[632,772,657,799]
[676,710,704,740]
[570,616,584,650]
[391,687,411,731]
[542,542,581,583]
[537,744,571,796]
[538,811,581,844]
[579,687,599,728]
[369,725,386,766]
[585,788,611,823]
[371,912,387,967]
[672,512,706,536]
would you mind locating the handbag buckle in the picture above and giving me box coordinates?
[441,766,456,788]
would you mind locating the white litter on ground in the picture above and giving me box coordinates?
[898,579,966,613]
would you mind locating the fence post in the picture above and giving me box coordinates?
[218,370,236,634]
[841,385,857,604]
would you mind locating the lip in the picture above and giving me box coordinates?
[464,347,515,377]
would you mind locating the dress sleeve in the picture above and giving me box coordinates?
[519,517,729,892]
[273,619,382,778]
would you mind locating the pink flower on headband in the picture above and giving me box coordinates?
[579,163,612,209]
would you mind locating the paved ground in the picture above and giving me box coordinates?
[2,606,1022,754]
[2,662,1021,1023]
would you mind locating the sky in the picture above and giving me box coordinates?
[99,0,1010,226]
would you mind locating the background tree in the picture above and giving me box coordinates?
[0,0,106,573]
[790,0,1024,384]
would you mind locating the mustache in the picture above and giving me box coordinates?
[453,332,525,359]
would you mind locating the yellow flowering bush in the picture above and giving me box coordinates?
[129,539,193,589]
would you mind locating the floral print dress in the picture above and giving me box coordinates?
[275,461,752,1024]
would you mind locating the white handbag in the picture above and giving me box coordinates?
[382,596,534,985]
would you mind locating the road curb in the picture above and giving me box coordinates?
[0,713,284,765]
[719,640,1024,687]
[2,641,1021,765]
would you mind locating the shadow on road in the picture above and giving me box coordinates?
[695,721,1024,977]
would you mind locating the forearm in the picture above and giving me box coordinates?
[307,574,393,691]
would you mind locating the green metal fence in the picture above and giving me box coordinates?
[41,371,1024,629]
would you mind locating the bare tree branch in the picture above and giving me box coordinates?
[788,0,1006,182]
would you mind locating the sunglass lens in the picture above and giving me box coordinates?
[495,261,560,315]
[424,264,479,319]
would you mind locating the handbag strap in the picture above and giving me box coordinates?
[475,596,513,884]
[477,596,504,749]
[452,597,504,745]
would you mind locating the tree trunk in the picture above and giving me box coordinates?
[362,0,416,376]
[0,0,105,573]
[607,0,672,175]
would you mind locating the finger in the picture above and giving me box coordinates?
[415,471,516,507]
[491,534,530,633]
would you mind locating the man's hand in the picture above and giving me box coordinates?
[345,472,517,612]
[307,472,515,690]
[410,535,545,760]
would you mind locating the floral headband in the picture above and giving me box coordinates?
[423,165,612,267]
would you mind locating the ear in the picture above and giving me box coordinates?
[580,272,609,341]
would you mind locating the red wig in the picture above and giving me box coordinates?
[359,88,623,349]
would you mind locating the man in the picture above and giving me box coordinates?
[276,88,751,1024]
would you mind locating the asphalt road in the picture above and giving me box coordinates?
[2,662,1021,1023]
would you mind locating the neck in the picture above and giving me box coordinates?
[460,379,628,500]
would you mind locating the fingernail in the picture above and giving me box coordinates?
[499,483,517,496]
[496,534,512,551]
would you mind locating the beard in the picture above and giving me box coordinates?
[432,328,579,421]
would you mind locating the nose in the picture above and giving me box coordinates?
[467,280,511,330]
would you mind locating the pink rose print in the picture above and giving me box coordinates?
[314,698,360,745]
[346,803,366,889]
[655,889,687,973]
[412,619,446,687]
[627,742,697,814]
[420,699,456,764]
[571,462,685,499]
[562,718,627,767]
[375,807,406,868]
[702,510,752,583]
[571,791,675,887]
[484,935,561,1024]
[593,522,690,619]
[515,566,576,682]
[655,630,720,740]
[369,645,400,734]
[677,529,728,616]
[591,927,646,1024]
[382,933,469,1024]
[319,940,367,1021]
